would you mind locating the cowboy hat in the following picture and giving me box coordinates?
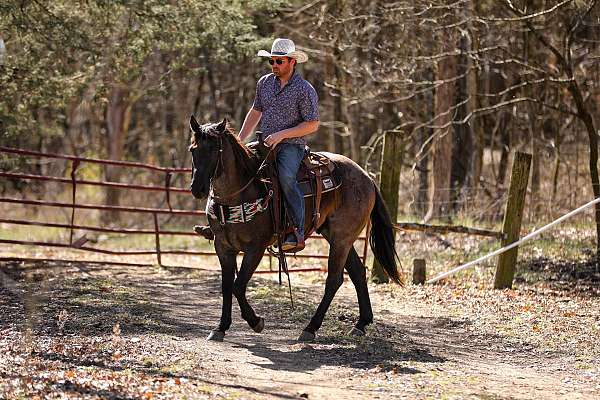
[257,38,308,64]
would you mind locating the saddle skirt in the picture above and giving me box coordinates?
[297,150,341,198]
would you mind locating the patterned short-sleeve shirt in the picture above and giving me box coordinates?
[252,72,319,145]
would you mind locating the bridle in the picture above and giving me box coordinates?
[191,132,274,203]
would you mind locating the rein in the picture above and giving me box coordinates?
[209,137,275,202]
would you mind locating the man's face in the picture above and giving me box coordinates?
[270,56,294,77]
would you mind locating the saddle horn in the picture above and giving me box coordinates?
[256,131,270,159]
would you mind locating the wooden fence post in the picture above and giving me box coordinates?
[494,152,531,289]
[412,258,426,285]
[371,130,404,283]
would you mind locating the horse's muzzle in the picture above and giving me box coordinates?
[190,183,207,199]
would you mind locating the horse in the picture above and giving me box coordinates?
[188,116,402,342]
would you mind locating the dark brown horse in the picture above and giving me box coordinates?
[189,116,402,342]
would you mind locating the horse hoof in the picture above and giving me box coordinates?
[206,330,225,342]
[348,327,366,336]
[297,330,316,342]
[252,317,265,333]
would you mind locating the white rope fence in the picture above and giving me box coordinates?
[426,197,600,284]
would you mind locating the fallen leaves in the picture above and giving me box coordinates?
[1,246,599,399]
[112,322,121,337]
[57,309,68,333]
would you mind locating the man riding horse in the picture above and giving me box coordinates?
[196,38,319,252]
[188,39,402,342]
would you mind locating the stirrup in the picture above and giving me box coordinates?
[282,229,305,252]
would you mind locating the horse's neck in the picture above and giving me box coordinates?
[211,139,261,204]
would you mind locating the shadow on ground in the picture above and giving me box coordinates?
[516,256,600,296]
[231,339,443,374]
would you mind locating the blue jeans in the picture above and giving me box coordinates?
[276,143,305,237]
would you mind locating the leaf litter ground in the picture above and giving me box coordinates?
[1,230,599,399]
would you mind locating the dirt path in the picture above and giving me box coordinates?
[1,260,599,399]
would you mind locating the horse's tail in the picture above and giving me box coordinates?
[369,183,403,285]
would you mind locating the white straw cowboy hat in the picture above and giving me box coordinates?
[257,38,308,63]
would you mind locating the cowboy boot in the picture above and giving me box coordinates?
[282,228,304,252]
[193,225,214,240]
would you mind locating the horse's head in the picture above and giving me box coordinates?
[188,115,228,199]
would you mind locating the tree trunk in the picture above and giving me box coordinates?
[416,67,435,217]
[203,50,221,121]
[498,126,511,186]
[417,128,431,217]
[425,42,457,222]
[324,56,337,153]
[467,0,484,210]
[104,84,132,222]
[524,0,544,220]
[550,119,562,214]
[451,33,473,212]
[333,66,346,156]
[568,79,600,254]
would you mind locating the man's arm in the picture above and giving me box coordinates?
[238,108,262,142]
[264,120,319,148]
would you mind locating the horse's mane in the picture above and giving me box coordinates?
[223,124,260,179]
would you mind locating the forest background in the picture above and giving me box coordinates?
[1,0,599,246]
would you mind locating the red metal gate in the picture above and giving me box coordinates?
[0,146,368,272]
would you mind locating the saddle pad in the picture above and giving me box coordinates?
[298,176,341,198]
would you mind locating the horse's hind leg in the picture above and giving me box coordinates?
[298,241,351,342]
[233,249,265,333]
[344,246,373,335]
[320,229,373,335]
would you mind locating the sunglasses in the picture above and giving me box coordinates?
[268,59,287,65]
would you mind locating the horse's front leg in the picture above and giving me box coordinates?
[207,246,237,342]
[233,248,266,333]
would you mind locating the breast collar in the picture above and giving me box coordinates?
[206,138,275,225]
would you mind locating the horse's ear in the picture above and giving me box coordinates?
[216,118,228,133]
[189,115,201,134]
